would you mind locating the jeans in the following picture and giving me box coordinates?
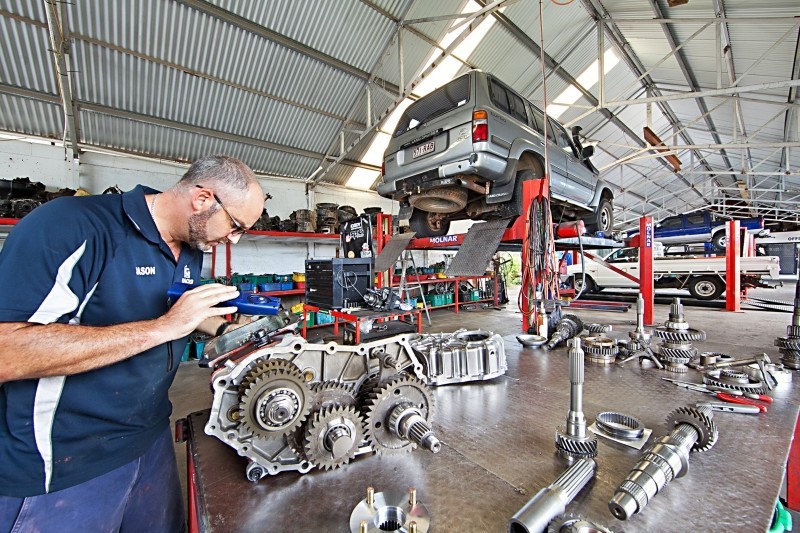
[0,426,185,533]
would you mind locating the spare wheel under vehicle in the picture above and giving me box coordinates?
[409,187,468,214]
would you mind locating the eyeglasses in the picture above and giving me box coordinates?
[196,185,247,236]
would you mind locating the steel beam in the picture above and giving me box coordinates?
[608,79,800,106]
[0,83,379,174]
[42,0,79,159]
[780,29,800,172]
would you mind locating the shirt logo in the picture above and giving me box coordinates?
[136,266,156,276]
[182,265,194,284]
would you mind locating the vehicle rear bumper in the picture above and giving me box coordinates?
[377,152,507,198]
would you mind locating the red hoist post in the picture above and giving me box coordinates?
[639,216,655,325]
[518,176,550,332]
[725,220,741,312]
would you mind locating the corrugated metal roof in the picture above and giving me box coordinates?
[0,0,798,226]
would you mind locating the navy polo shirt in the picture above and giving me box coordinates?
[0,185,203,497]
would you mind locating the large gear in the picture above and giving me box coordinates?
[703,371,768,394]
[237,357,286,398]
[238,359,312,440]
[303,405,364,470]
[665,406,718,452]
[362,374,436,455]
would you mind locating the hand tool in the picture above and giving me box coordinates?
[670,382,743,397]
[661,377,744,395]
[695,353,770,372]
[714,392,768,412]
[695,402,761,415]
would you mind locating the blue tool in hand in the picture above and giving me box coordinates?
[167,283,281,315]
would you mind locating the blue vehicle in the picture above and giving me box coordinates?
[628,210,765,252]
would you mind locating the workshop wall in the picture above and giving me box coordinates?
[0,138,398,277]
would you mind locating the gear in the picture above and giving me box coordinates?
[656,346,697,360]
[548,515,613,533]
[787,324,800,338]
[582,336,616,349]
[362,375,435,455]
[586,352,617,365]
[585,323,612,334]
[238,359,312,440]
[718,369,749,383]
[775,337,800,350]
[662,362,689,373]
[653,327,706,342]
[303,405,364,470]
[237,357,288,398]
[555,432,598,459]
[703,374,767,394]
[665,406,718,452]
[309,381,356,411]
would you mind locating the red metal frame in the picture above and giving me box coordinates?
[639,216,655,325]
[725,220,741,312]
[788,412,800,511]
[301,304,422,342]
[187,442,199,533]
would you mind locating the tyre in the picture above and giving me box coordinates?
[572,275,597,294]
[409,187,467,213]
[687,276,724,300]
[585,197,614,234]
[511,165,545,217]
[409,208,451,238]
[712,232,726,252]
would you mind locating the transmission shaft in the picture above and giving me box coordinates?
[555,338,597,460]
[609,406,718,520]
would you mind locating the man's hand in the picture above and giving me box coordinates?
[156,284,239,340]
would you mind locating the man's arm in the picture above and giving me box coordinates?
[0,284,239,382]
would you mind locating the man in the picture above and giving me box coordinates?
[0,155,266,531]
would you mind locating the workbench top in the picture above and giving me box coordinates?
[185,337,799,532]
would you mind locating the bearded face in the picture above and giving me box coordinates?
[187,205,220,252]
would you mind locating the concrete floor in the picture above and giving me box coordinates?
[168,280,800,528]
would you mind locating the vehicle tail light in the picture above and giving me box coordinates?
[472,110,488,143]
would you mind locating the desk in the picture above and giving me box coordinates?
[184,336,799,532]
[301,304,422,343]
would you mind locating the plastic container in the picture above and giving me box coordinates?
[470,289,481,301]
[316,311,335,325]
[444,293,454,305]
[303,312,316,326]
[295,281,306,289]
[238,282,254,292]
[280,282,294,291]
[276,274,293,283]
[290,303,305,314]
[292,272,306,282]
[259,282,281,292]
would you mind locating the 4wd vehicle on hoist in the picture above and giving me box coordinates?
[376,70,615,238]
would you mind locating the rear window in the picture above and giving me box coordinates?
[489,78,527,123]
[394,75,470,136]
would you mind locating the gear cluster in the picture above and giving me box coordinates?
[206,332,441,482]
[653,298,706,373]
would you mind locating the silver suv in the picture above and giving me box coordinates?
[377,70,614,237]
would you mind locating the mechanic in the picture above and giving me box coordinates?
[0,155,266,531]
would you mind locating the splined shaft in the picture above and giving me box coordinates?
[555,339,597,460]
[609,406,717,520]
[545,315,584,350]
[508,458,596,533]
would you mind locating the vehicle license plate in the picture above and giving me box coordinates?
[412,141,435,159]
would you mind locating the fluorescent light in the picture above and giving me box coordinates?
[547,48,620,119]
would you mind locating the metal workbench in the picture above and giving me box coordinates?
[185,336,800,532]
